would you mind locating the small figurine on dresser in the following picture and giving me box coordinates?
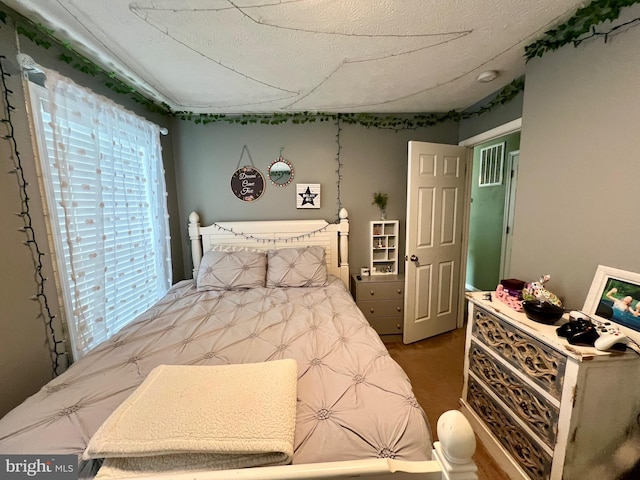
[522,274,562,306]
[521,274,565,324]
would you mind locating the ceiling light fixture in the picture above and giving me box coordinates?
[477,70,498,83]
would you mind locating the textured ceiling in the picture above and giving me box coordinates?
[4,0,585,114]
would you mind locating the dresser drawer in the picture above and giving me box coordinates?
[355,281,403,300]
[472,306,566,400]
[468,378,552,480]
[469,341,559,448]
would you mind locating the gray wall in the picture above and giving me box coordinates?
[510,5,640,312]
[459,90,523,143]
[0,21,54,418]
[172,119,459,278]
[0,15,180,417]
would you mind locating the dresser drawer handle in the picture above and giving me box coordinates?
[369,290,375,296]
[370,308,375,314]
[397,288,402,294]
[396,306,401,312]
[396,323,401,330]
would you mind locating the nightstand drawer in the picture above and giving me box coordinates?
[469,341,559,448]
[357,300,403,318]
[367,316,403,334]
[355,281,403,300]
[472,305,566,400]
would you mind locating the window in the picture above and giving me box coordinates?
[479,142,505,187]
[27,69,171,360]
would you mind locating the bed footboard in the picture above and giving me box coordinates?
[111,410,477,480]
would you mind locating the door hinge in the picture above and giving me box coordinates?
[506,226,510,235]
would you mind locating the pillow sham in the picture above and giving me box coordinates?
[266,246,328,288]
[197,250,266,291]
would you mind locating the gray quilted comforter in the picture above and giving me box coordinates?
[0,276,431,477]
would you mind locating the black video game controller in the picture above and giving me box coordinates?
[556,317,599,346]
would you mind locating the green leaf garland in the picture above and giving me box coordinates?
[525,0,640,60]
[1,0,637,127]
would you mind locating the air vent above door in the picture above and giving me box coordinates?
[479,142,505,187]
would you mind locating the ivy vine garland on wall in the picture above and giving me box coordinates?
[2,0,638,129]
[525,0,640,60]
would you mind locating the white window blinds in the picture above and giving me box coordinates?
[27,70,171,360]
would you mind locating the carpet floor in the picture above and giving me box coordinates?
[386,327,510,480]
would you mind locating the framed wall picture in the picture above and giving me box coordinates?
[296,183,320,209]
[582,265,640,333]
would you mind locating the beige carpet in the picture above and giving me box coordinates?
[386,327,509,480]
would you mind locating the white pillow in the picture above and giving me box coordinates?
[197,250,266,291]
[266,246,328,288]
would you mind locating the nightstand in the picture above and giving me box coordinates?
[350,274,404,338]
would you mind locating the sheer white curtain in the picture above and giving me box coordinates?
[28,68,171,360]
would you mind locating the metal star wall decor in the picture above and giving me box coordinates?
[296,184,320,209]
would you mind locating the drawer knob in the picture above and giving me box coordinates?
[396,323,401,330]
[396,306,401,312]
[370,308,375,314]
[397,288,402,294]
[369,290,375,296]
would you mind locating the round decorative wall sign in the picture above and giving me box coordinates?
[268,157,294,187]
[230,166,265,202]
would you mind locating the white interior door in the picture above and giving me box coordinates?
[403,141,469,344]
[499,151,519,280]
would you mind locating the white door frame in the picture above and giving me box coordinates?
[456,118,522,327]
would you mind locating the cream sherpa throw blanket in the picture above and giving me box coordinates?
[83,360,298,479]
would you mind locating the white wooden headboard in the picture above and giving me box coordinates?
[188,208,350,285]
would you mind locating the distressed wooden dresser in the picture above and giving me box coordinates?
[462,293,640,480]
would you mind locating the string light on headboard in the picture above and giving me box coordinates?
[335,114,343,218]
[0,53,65,376]
[210,222,336,244]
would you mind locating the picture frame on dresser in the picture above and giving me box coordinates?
[583,265,640,333]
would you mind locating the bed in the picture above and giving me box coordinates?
[0,209,477,479]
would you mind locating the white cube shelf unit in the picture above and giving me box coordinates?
[370,220,399,275]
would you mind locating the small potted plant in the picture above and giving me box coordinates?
[372,192,388,220]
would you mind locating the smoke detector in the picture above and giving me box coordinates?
[477,70,498,83]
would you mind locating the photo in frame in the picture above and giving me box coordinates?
[582,265,640,333]
[296,183,320,209]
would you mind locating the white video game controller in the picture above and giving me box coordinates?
[594,323,629,351]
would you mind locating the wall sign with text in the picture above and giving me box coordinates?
[231,166,265,202]
[296,183,320,209]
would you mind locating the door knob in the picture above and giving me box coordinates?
[409,254,419,262]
